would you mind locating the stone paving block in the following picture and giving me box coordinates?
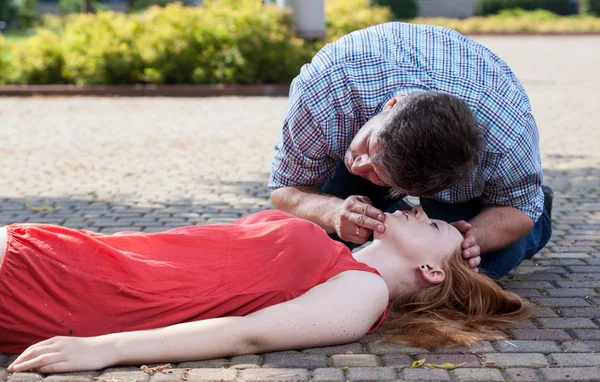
[549,352,600,366]
[230,355,262,369]
[556,307,600,317]
[508,319,538,329]
[450,368,504,381]
[401,368,451,381]
[545,288,597,297]
[508,273,563,281]
[379,354,412,367]
[345,367,397,381]
[573,329,600,340]
[504,368,540,381]
[177,358,230,368]
[238,368,309,382]
[562,341,600,352]
[569,265,600,273]
[556,280,600,288]
[536,317,597,328]
[413,354,480,368]
[533,298,591,307]
[6,373,43,382]
[502,281,555,289]
[566,273,600,280]
[365,343,429,355]
[482,353,548,367]
[43,372,99,381]
[95,371,150,382]
[539,367,600,381]
[512,289,543,298]
[311,368,344,382]
[329,354,379,367]
[493,340,561,353]
[510,328,572,340]
[301,343,364,355]
[431,341,496,354]
[532,307,559,318]
[0,369,6,382]
[263,351,327,369]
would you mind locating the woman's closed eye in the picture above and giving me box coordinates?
[431,222,440,232]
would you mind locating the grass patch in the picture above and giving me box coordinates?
[3,30,31,43]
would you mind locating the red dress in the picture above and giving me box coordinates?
[0,210,386,353]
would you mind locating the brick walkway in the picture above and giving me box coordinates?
[1,36,599,381]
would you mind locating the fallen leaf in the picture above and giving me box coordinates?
[412,359,426,368]
[140,364,172,375]
[425,362,467,370]
[483,361,496,367]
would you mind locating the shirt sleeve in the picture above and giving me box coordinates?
[268,78,336,190]
[480,114,545,222]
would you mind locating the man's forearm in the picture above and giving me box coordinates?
[469,205,534,254]
[270,186,342,233]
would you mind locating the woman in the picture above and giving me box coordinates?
[1,206,531,373]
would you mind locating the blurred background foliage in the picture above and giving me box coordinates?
[0,0,599,85]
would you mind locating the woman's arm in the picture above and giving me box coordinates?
[9,270,389,373]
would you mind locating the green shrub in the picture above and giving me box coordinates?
[17,0,41,28]
[476,0,576,15]
[60,12,143,84]
[58,0,107,14]
[0,35,8,84]
[325,0,392,41]
[1,0,17,26]
[372,0,417,20]
[8,30,64,84]
[581,0,600,15]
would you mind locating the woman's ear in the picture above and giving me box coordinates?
[419,265,446,285]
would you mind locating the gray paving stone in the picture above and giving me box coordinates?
[230,355,262,369]
[311,368,344,382]
[545,288,598,297]
[532,307,559,318]
[238,368,309,382]
[379,354,412,367]
[401,368,451,381]
[533,298,592,307]
[43,372,99,381]
[329,354,379,367]
[6,373,43,382]
[450,368,504,381]
[414,354,480,368]
[539,367,600,381]
[301,343,364,355]
[562,341,600,352]
[263,351,328,369]
[555,307,600,317]
[0,369,6,382]
[510,328,572,340]
[482,353,549,367]
[536,317,598,328]
[95,371,150,382]
[345,367,397,381]
[549,352,600,366]
[430,341,496,354]
[365,343,430,355]
[504,368,540,381]
[177,358,230,368]
[493,340,561,353]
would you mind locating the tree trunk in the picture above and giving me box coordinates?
[83,0,92,13]
[128,0,135,12]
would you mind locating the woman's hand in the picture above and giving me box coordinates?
[8,335,117,374]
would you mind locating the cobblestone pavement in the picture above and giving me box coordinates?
[1,36,599,381]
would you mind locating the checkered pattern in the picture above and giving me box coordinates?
[269,22,544,222]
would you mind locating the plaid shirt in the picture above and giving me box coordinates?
[269,22,544,222]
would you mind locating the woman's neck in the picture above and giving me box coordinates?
[352,242,416,299]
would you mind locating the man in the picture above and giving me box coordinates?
[269,22,552,279]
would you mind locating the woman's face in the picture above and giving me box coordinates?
[375,206,463,265]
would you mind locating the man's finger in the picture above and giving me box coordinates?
[468,256,481,268]
[354,213,385,233]
[353,203,385,222]
[451,220,472,232]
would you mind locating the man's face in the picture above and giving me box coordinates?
[344,113,392,187]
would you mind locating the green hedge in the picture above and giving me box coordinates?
[372,0,418,20]
[582,0,600,15]
[0,0,391,85]
[476,0,576,15]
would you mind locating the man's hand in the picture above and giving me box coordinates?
[8,336,116,373]
[451,220,481,272]
[333,195,386,245]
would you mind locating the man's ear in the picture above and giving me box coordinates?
[419,265,446,285]
[383,94,407,111]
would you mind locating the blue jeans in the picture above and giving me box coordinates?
[322,161,552,279]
